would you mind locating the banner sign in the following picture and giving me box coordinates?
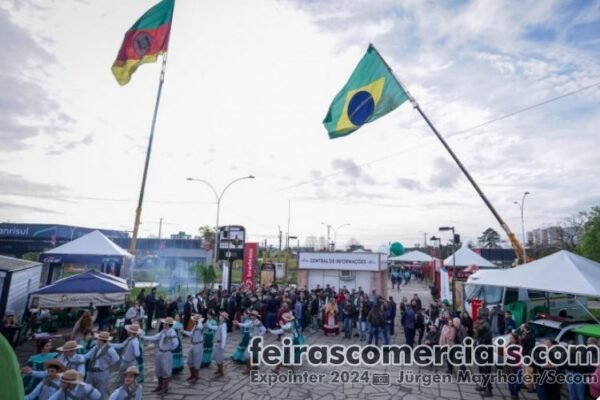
[0,223,128,240]
[298,252,385,271]
[242,242,258,290]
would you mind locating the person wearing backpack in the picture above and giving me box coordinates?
[367,304,383,346]
[401,304,416,347]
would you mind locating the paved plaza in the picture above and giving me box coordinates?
[17,280,545,400]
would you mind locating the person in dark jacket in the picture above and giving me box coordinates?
[145,288,157,331]
[183,295,193,329]
[504,311,516,334]
[475,318,493,397]
[388,297,397,336]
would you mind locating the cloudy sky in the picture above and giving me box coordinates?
[1,0,599,251]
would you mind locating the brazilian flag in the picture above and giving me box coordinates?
[323,45,409,139]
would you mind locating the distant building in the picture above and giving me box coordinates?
[527,226,581,248]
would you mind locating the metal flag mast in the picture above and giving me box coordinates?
[129,8,175,255]
[369,44,528,265]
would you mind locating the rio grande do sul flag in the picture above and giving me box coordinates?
[323,45,409,139]
[111,0,175,86]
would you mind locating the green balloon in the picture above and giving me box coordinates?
[390,242,404,256]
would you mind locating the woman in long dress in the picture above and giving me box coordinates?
[201,310,217,368]
[231,309,251,363]
[171,316,184,375]
[322,299,339,336]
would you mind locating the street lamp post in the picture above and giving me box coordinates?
[320,222,332,251]
[439,226,456,311]
[187,175,255,268]
[332,223,350,251]
[514,191,530,264]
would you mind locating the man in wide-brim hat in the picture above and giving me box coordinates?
[108,366,142,400]
[24,359,65,400]
[181,314,205,384]
[112,324,142,386]
[83,331,119,398]
[22,340,86,380]
[268,312,297,373]
[51,369,101,400]
[143,315,178,394]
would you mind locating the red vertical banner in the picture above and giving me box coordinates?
[242,242,258,290]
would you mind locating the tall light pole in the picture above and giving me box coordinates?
[514,191,530,264]
[187,175,255,268]
[439,226,456,311]
[332,223,350,251]
[320,222,331,251]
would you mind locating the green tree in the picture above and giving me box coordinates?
[22,252,40,262]
[198,225,216,244]
[195,263,217,289]
[478,228,501,249]
[578,206,600,262]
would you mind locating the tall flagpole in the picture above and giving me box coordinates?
[370,44,527,264]
[129,46,171,255]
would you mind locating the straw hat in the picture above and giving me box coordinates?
[161,317,175,325]
[60,370,82,384]
[219,311,229,321]
[250,310,261,318]
[124,366,140,376]
[282,312,295,322]
[44,359,65,372]
[93,331,113,341]
[57,341,82,352]
[125,324,141,335]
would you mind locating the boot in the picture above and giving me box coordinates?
[186,367,194,382]
[243,359,251,375]
[481,389,493,397]
[190,368,199,384]
[162,377,171,394]
[152,377,163,392]
[214,364,221,376]
[216,363,224,377]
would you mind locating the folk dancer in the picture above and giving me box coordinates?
[25,359,65,400]
[181,314,204,384]
[234,310,266,374]
[200,310,217,368]
[211,311,228,377]
[23,340,85,380]
[47,369,100,400]
[268,312,296,373]
[231,309,251,364]
[108,366,142,400]
[83,331,119,400]
[112,324,141,386]
[143,316,178,394]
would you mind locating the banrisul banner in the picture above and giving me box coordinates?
[0,223,128,240]
[242,242,258,290]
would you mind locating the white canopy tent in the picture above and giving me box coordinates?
[42,230,132,258]
[443,246,496,268]
[39,230,133,283]
[389,250,435,263]
[467,250,600,297]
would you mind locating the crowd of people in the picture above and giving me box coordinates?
[9,277,600,400]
